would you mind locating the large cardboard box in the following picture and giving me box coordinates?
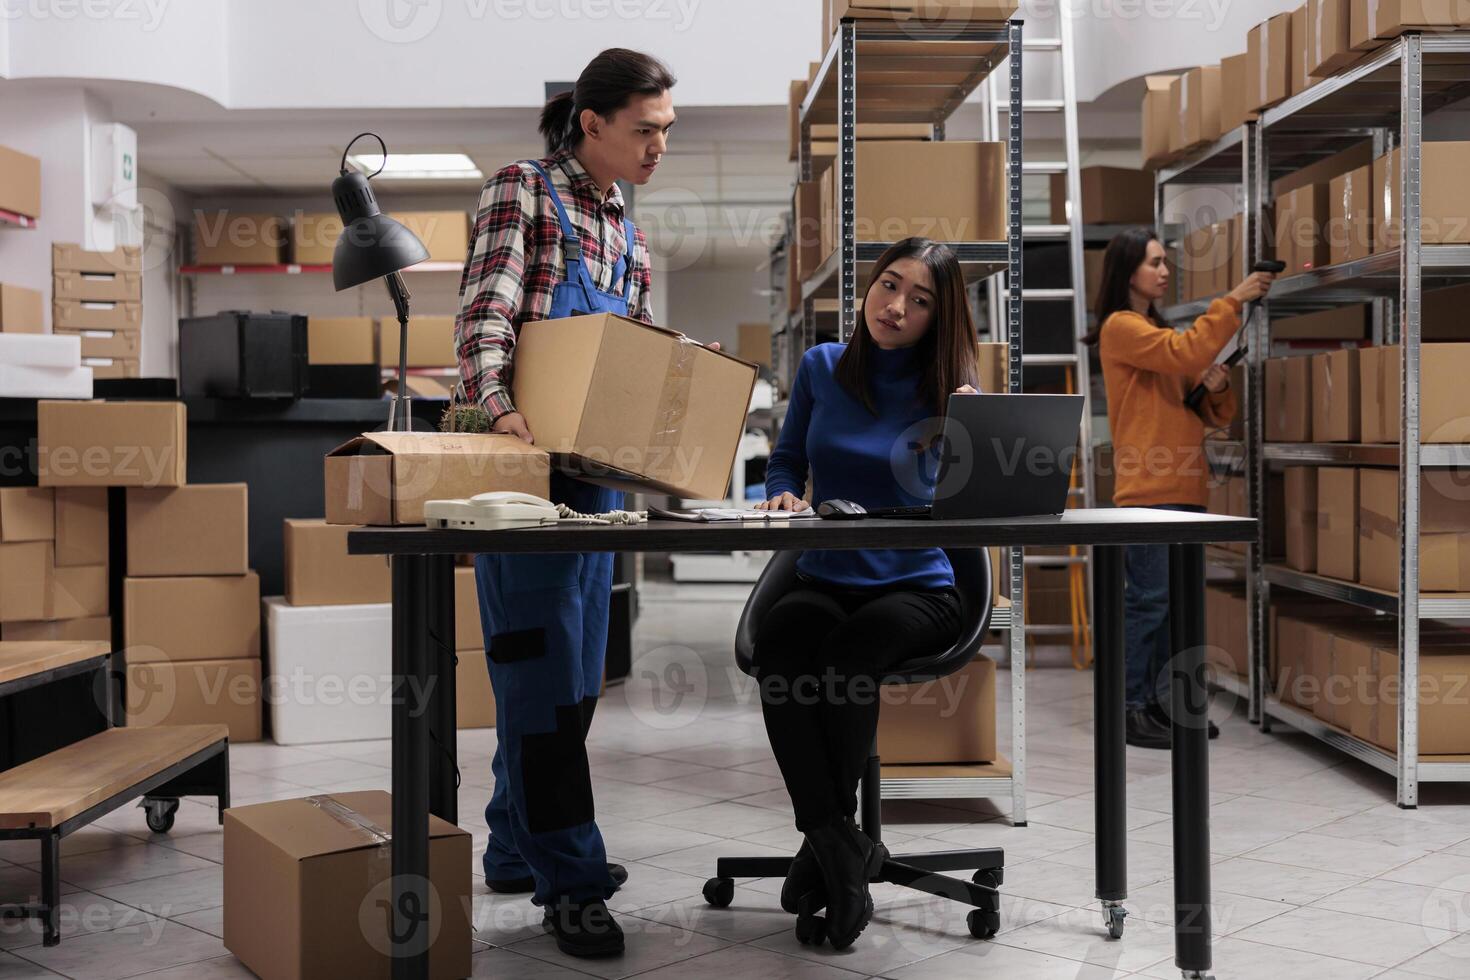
[877,657,996,764]
[223,791,471,980]
[738,322,772,368]
[1048,167,1156,227]
[389,211,470,264]
[52,300,142,333]
[511,313,759,500]
[0,542,52,622]
[1360,467,1470,592]
[0,616,110,642]
[1360,342,1470,443]
[1311,348,1360,442]
[1284,467,1319,572]
[126,484,248,577]
[1273,304,1367,340]
[0,145,41,219]
[1370,648,1470,754]
[54,487,107,567]
[1219,54,1253,134]
[1273,613,1318,707]
[1274,183,1332,274]
[48,564,107,619]
[324,432,551,526]
[125,657,261,742]
[1264,355,1313,441]
[123,573,261,662]
[1170,65,1222,154]
[1353,0,1470,47]
[0,488,53,542]
[263,598,391,745]
[1328,165,1374,263]
[832,141,1006,243]
[193,212,286,266]
[1373,143,1470,252]
[284,519,391,606]
[1247,14,1293,111]
[52,270,142,304]
[0,284,44,333]
[1277,140,1374,199]
[1308,0,1360,76]
[1317,467,1359,580]
[308,316,375,366]
[38,400,186,488]
[378,316,455,369]
[810,123,936,161]
[457,647,497,729]
[826,0,1019,30]
[52,243,143,275]
[1290,5,1311,96]
[1142,75,1178,169]
[290,212,343,265]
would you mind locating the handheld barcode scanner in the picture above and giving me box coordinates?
[1184,259,1287,413]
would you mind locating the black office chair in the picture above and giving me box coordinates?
[702,548,1005,942]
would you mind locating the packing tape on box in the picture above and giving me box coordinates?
[1358,506,1397,542]
[306,795,392,845]
[645,335,698,482]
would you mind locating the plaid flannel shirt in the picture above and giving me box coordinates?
[455,149,654,422]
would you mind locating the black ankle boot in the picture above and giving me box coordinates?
[802,816,879,949]
[780,838,823,914]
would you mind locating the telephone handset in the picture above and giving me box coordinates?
[425,492,560,530]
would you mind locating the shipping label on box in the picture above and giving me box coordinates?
[38,400,186,488]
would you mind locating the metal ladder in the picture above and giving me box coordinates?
[982,11,1095,667]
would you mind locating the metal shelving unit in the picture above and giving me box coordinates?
[795,16,1027,820]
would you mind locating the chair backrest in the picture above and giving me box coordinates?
[734,548,993,682]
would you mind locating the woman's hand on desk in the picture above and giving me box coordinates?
[1199,364,1230,394]
[756,492,810,512]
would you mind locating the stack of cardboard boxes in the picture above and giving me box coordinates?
[52,243,143,379]
[0,486,109,640]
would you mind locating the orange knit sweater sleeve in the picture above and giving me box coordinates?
[1103,296,1243,377]
[1199,385,1238,428]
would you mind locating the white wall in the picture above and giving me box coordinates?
[660,265,771,353]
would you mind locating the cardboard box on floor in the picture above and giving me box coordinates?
[1142,75,1178,169]
[284,519,390,606]
[1170,65,1222,155]
[126,485,248,577]
[1360,467,1470,592]
[1329,165,1374,264]
[378,316,455,369]
[53,300,142,333]
[1048,167,1155,226]
[1370,648,1470,755]
[0,488,53,542]
[1219,53,1253,135]
[223,791,471,980]
[877,657,996,764]
[1360,342,1470,443]
[0,541,52,622]
[1353,0,1470,48]
[388,211,470,264]
[1316,466,1359,581]
[1247,13,1293,112]
[38,400,186,488]
[0,284,43,333]
[1284,466,1319,572]
[1264,355,1313,441]
[193,212,286,266]
[54,488,107,566]
[0,615,110,642]
[457,646,496,729]
[125,656,262,742]
[324,433,552,526]
[512,313,759,500]
[1308,0,1361,76]
[123,573,261,662]
[1311,348,1360,442]
[1373,143,1470,252]
[309,316,376,366]
[0,145,41,219]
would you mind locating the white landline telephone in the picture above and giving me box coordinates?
[424,492,646,531]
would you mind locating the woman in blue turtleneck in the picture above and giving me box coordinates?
[752,237,980,949]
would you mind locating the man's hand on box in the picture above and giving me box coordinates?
[493,411,534,444]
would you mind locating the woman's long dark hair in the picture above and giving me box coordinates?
[539,49,677,155]
[1082,225,1163,345]
[835,238,978,419]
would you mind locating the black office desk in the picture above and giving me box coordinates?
[350,508,1255,980]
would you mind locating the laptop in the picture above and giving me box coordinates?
[875,393,1085,520]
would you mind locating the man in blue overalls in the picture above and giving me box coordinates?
[454,49,700,958]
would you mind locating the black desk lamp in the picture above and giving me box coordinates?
[332,132,430,431]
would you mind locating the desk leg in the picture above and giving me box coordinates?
[392,555,431,980]
[1169,544,1213,978]
[427,555,457,824]
[1093,545,1128,938]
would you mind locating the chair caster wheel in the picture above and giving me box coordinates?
[702,877,734,908]
[795,913,827,946]
[1104,903,1127,939]
[972,868,1003,889]
[142,797,179,834]
[967,908,999,939]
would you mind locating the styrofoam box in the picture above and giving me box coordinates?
[264,597,391,745]
[0,364,92,399]
[0,333,80,368]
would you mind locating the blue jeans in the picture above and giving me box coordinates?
[1123,504,1203,710]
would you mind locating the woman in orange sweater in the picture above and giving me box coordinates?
[1083,227,1274,749]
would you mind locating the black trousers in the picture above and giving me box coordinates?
[752,577,962,832]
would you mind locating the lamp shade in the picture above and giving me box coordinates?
[330,169,429,291]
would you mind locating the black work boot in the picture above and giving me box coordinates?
[1126,707,1172,749]
[803,816,880,949]
[487,863,628,895]
[780,838,824,915]
[1145,700,1220,740]
[541,896,624,957]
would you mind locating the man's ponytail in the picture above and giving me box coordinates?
[538,91,577,155]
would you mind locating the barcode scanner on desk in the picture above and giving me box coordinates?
[1184,260,1286,414]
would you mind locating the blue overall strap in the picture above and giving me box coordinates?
[524,159,599,295]
[616,218,636,294]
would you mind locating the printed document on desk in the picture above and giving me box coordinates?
[648,506,818,523]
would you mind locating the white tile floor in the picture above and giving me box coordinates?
[4,582,1470,979]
